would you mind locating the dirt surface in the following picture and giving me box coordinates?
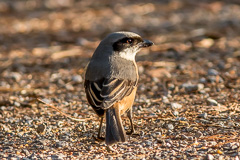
[0,0,240,159]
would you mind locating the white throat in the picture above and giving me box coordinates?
[118,47,140,61]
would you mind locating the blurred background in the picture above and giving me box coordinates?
[1,0,240,56]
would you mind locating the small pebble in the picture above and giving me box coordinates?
[188,136,194,141]
[205,154,214,160]
[36,124,46,134]
[176,64,185,70]
[207,98,218,106]
[65,83,74,91]
[208,69,219,76]
[9,72,22,81]
[22,149,30,156]
[57,121,64,127]
[168,83,175,91]
[172,110,179,117]
[195,131,203,138]
[199,77,207,83]
[138,66,144,74]
[217,61,225,70]
[197,113,207,119]
[171,103,182,109]
[167,124,174,130]
[41,98,52,104]
[73,152,80,156]
[14,101,21,107]
[162,96,170,104]
[181,134,188,140]
[155,132,162,136]
[182,83,204,93]
[29,153,38,159]
[175,117,187,121]
[144,140,152,146]
[207,76,224,83]
[72,75,83,83]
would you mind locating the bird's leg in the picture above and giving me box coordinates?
[107,145,119,154]
[126,107,134,135]
[96,117,105,141]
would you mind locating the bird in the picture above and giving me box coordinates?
[84,31,153,149]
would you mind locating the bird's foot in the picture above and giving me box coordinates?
[94,136,105,142]
[107,146,119,154]
[126,129,134,135]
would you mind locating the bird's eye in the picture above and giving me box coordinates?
[126,38,133,44]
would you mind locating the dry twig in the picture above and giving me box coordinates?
[37,98,93,122]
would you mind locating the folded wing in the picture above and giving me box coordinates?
[85,78,137,110]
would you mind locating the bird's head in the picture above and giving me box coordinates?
[99,31,154,61]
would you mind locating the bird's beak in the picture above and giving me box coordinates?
[139,39,154,48]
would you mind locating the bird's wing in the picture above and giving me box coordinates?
[84,78,137,110]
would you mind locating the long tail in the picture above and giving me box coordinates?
[105,107,126,145]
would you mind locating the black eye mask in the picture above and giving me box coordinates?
[112,37,143,52]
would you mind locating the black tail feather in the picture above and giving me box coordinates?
[105,108,126,145]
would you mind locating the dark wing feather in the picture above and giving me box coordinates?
[101,79,136,109]
[84,78,137,112]
[84,79,105,117]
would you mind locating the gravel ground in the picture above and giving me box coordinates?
[0,0,240,159]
